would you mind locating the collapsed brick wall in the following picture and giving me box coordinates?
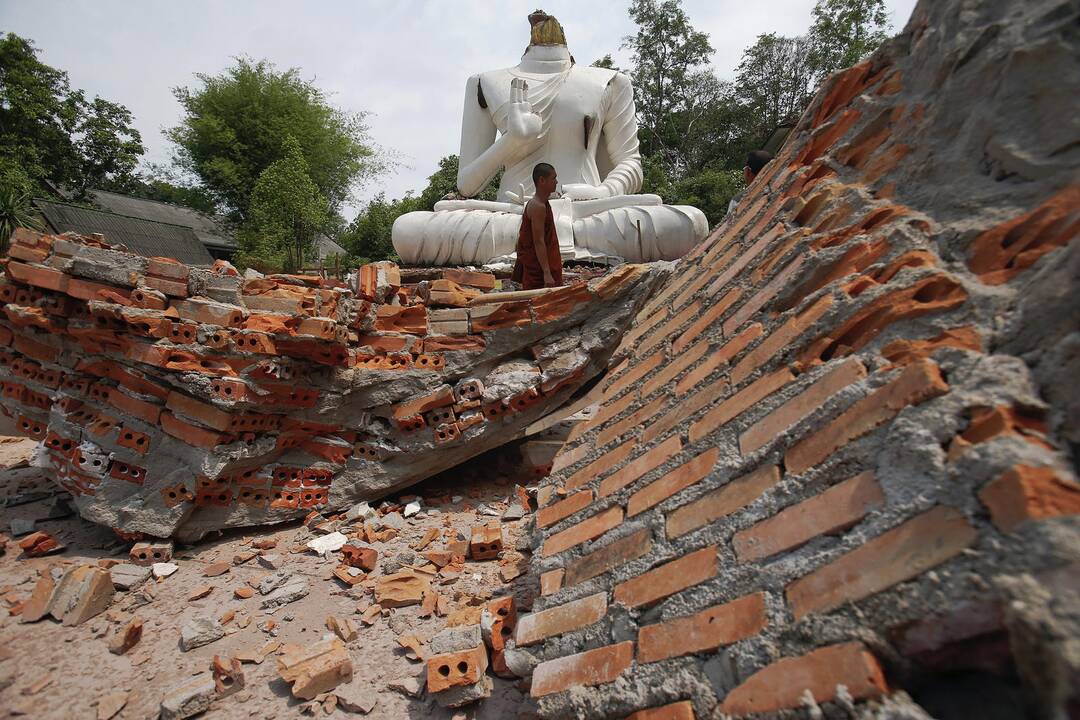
[0,228,666,540]
[522,1,1080,718]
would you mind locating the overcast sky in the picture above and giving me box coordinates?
[1,0,916,219]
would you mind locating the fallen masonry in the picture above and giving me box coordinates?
[0,229,663,540]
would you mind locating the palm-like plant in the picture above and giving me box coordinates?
[0,186,44,253]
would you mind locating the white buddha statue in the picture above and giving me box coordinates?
[392,10,708,267]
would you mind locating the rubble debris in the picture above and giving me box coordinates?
[425,624,492,707]
[159,673,216,720]
[95,690,128,720]
[109,563,150,591]
[397,634,426,661]
[202,561,230,577]
[180,616,224,651]
[151,562,178,579]
[257,553,283,570]
[276,638,354,700]
[210,655,245,696]
[188,585,213,601]
[17,530,64,557]
[9,517,35,536]
[258,569,292,595]
[335,683,379,714]
[28,564,114,626]
[469,523,503,560]
[340,542,378,571]
[387,674,425,699]
[20,565,64,622]
[326,615,359,642]
[260,578,309,610]
[307,531,348,555]
[234,586,254,599]
[129,540,172,566]
[108,617,143,655]
[376,570,430,608]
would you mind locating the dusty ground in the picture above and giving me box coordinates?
[0,436,542,719]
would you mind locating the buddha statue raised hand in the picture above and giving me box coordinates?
[391,10,708,266]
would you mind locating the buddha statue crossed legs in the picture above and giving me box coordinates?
[392,11,708,266]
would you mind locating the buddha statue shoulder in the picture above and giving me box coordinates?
[392,10,708,266]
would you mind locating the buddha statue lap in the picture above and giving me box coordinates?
[391,11,708,266]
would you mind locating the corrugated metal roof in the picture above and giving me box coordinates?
[88,189,237,250]
[35,200,215,266]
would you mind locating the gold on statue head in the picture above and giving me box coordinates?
[528,9,567,46]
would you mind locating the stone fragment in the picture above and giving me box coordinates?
[430,625,483,655]
[375,571,430,608]
[379,512,406,530]
[96,690,128,720]
[259,570,292,595]
[345,502,375,522]
[109,563,151,591]
[234,586,254,599]
[432,674,493,708]
[203,561,230,577]
[159,673,216,720]
[335,683,379,714]
[308,531,349,554]
[257,553,283,570]
[180,616,224,651]
[327,615,359,642]
[49,565,114,626]
[404,500,421,517]
[251,538,277,550]
[188,585,213,601]
[152,562,179,579]
[20,565,64,623]
[261,579,309,610]
[211,655,245,696]
[9,517,35,537]
[232,551,256,565]
[387,673,425,698]
[108,617,143,655]
[276,638,354,700]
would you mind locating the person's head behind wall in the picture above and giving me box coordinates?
[532,162,557,197]
[744,150,773,185]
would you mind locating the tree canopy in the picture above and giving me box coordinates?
[0,32,144,196]
[168,58,381,221]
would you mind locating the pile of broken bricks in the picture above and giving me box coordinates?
[3,448,564,717]
[0,226,659,541]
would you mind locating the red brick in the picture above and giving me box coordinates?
[551,439,591,474]
[675,323,762,396]
[688,367,794,444]
[670,287,744,356]
[392,386,455,420]
[640,338,710,399]
[426,645,488,693]
[722,255,807,336]
[165,391,234,432]
[107,387,162,425]
[628,448,719,517]
[599,435,683,498]
[536,489,593,529]
[531,282,594,322]
[603,350,665,400]
[595,395,668,448]
[566,439,635,491]
[638,300,701,356]
[978,465,1080,533]
[637,592,767,664]
[564,528,653,587]
[614,545,716,608]
[624,701,696,720]
[670,262,722,311]
[787,505,976,619]
[6,261,69,293]
[666,465,781,538]
[542,505,623,557]
[160,411,230,449]
[515,592,607,647]
[733,471,883,562]
[530,641,633,697]
[730,294,834,386]
[469,301,530,332]
[703,222,785,299]
[720,642,887,715]
[785,360,949,475]
[619,307,670,353]
[641,375,730,445]
[591,391,638,428]
[540,569,565,596]
[739,357,867,455]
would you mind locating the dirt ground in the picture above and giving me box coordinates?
[0,436,541,719]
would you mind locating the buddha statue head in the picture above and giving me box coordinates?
[528,10,567,47]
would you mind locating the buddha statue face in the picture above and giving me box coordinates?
[528,10,567,47]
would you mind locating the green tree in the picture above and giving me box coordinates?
[622,0,714,170]
[0,185,44,252]
[168,58,381,220]
[809,0,890,76]
[0,32,143,195]
[591,55,617,70]
[735,33,817,142]
[235,136,328,273]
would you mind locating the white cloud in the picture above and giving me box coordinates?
[0,0,917,219]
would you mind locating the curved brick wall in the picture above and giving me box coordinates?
[521,1,1080,717]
